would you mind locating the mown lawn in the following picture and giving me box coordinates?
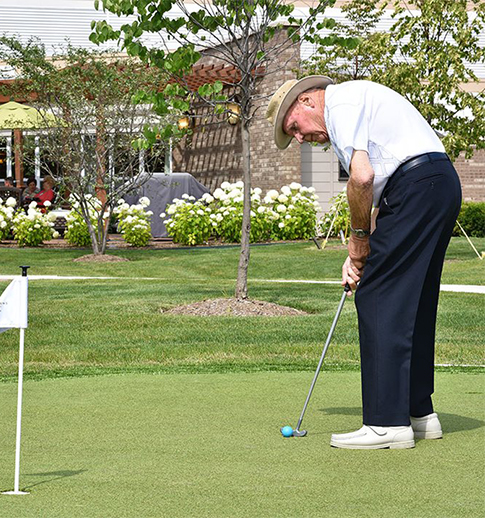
[0,238,483,518]
[0,238,483,380]
[0,371,483,518]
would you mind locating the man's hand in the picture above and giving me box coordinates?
[342,235,370,296]
[348,234,370,270]
[342,256,362,296]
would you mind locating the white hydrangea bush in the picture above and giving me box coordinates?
[162,182,320,245]
[264,182,320,241]
[317,188,350,239]
[162,193,213,246]
[12,201,57,247]
[65,194,104,247]
[114,196,153,247]
[0,196,17,241]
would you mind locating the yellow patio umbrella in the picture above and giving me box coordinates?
[0,101,64,185]
[0,101,62,129]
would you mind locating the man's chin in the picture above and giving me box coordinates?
[308,136,327,144]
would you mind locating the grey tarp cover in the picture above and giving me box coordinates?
[124,172,210,238]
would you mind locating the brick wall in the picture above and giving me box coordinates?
[172,29,301,193]
[453,148,485,202]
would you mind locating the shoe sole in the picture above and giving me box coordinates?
[330,439,415,450]
[413,431,443,440]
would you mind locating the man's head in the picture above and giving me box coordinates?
[265,75,333,150]
[5,177,14,187]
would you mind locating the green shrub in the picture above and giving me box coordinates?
[0,196,17,241]
[162,182,320,245]
[317,189,350,238]
[65,210,92,247]
[453,202,485,237]
[114,197,153,247]
[163,195,213,246]
[12,202,57,246]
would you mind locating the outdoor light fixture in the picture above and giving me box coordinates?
[227,103,241,125]
[177,114,193,130]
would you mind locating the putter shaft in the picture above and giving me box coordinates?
[294,286,349,433]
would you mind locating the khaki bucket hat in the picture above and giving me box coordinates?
[265,75,333,150]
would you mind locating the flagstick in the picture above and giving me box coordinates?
[3,328,29,496]
[3,266,30,496]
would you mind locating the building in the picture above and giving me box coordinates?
[1,0,484,210]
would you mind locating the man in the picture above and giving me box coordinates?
[266,77,462,449]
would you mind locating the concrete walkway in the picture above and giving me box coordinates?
[254,279,485,294]
[0,274,483,294]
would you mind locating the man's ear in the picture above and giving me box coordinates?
[298,92,314,108]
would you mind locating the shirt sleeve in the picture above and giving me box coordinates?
[328,102,369,173]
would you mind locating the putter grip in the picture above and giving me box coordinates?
[344,283,351,293]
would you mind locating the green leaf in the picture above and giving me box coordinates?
[212,81,223,93]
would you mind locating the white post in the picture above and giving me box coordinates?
[34,137,40,187]
[6,135,12,177]
[2,327,29,495]
[14,328,25,492]
[139,149,145,174]
[164,140,172,175]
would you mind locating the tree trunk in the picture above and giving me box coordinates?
[235,119,251,300]
[85,214,101,255]
[13,129,24,187]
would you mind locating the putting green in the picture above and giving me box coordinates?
[0,371,483,518]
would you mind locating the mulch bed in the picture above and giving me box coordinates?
[73,254,130,263]
[162,297,308,317]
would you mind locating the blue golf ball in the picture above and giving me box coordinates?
[281,426,293,437]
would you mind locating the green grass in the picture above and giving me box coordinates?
[0,239,483,517]
[0,238,483,381]
[0,371,483,518]
[0,237,483,284]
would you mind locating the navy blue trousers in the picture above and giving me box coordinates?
[355,156,462,426]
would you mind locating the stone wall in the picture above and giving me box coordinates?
[172,29,301,192]
[453,148,485,202]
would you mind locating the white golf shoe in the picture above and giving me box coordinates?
[330,425,415,450]
[410,413,443,439]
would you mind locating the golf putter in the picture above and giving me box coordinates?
[284,283,351,437]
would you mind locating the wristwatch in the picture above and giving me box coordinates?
[350,226,370,238]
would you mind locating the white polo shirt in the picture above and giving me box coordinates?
[324,81,445,206]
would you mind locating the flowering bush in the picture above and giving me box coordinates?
[12,201,57,247]
[317,189,350,239]
[64,195,104,247]
[162,182,320,245]
[162,194,213,246]
[0,197,17,241]
[114,196,153,247]
[264,183,320,241]
[65,209,91,247]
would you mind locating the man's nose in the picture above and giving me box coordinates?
[294,133,304,144]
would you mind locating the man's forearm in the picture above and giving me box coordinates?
[347,151,374,231]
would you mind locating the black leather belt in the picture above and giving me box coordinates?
[399,152,449,174]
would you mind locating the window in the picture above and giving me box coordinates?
[338,161,349,181]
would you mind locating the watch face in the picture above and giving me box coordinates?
[351,228,369,238]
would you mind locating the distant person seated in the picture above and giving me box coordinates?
[34,176,56,209]
[0,176,22,204]
[22,177,40,208]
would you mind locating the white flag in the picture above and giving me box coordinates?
[0,277,28,333]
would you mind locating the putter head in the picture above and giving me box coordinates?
[280,427,308,437]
